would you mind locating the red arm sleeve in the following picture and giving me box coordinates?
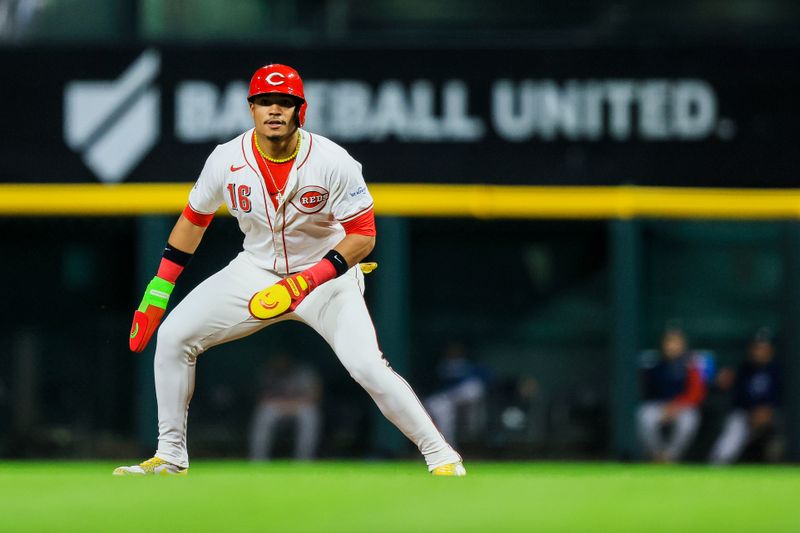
[340,208,376,236]
[671,366,706,407]
[182,203,214,228]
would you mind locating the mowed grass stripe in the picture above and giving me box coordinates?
[0,462,798,532]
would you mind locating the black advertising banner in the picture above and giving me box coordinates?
[0,46,798,187]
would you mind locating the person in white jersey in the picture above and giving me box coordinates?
[114,63,465,476]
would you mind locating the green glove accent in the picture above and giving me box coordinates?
[137,276,175,312]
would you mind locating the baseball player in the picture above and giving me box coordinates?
[709,328,782,464]
[637,327,705,463]
[114,64,465,476]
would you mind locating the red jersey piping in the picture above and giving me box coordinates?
[297,132,313,169]
[338,202,375,223]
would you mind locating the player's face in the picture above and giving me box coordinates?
[750,341,773,365]
[661,332,686,360]
[249,94,299,141]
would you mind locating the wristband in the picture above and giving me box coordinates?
[323,249,349,277]
[157,243,193,283]
[163,243,193,266]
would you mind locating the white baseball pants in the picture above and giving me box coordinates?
[708,411,749,465]
[637,401,699,461]
[152,251,460,469]
[425,379,486,445]
[248,403,321,461]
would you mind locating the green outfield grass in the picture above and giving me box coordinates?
[0,461,797,532]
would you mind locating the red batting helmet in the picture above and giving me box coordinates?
[248,64,307,126]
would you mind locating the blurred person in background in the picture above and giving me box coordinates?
[249,352,321,461]
[0,0,43,39]
[709,328,782,465]
[425,341,490,447]
[637,325,706,463]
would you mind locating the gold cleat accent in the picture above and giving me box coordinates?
[113,456,188,476]
[431,462,467,476]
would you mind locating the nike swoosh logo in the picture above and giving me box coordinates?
[130,323,139,338]
[230,164,246,172]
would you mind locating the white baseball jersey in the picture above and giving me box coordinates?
[188,128,374,274]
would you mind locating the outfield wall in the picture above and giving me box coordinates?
[1,191,798,461]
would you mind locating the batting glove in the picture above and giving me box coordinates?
[249,272,314,320]
[129,276,175,352]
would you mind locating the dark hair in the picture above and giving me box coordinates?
[752,326,774,344]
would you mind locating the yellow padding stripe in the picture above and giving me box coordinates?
[1,183,800,219]
[372,184,800,220]
[0,183,198,216]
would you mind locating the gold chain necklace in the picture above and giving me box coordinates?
[254,131,299,203]
[262,160,287,204]
[254,131,301,163]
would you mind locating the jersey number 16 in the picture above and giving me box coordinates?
[226,184,252,212]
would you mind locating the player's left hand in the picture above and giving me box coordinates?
[129,276,175,352]
[249,272,313,320]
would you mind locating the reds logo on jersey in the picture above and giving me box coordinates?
[291,185,329,214]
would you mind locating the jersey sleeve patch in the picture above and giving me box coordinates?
[330,165,374,222]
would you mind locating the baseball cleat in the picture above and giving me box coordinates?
[431,462,467,476]
[112,456,187,476]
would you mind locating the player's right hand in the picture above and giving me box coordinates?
[248,272,312,320]
[129,276,175,353]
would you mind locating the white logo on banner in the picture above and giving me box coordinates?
[62,52,736,182]
[64,50,160,183]
[490,79,731,142]
[173,78,733,144]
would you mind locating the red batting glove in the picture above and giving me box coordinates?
[129,276,175,352]
[130,305,166,353]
